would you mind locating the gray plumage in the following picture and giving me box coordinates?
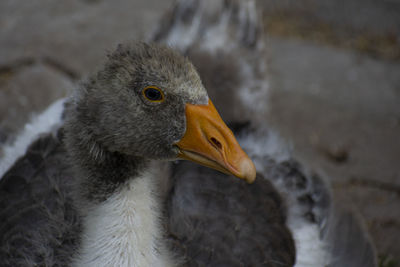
[0,132,79,266]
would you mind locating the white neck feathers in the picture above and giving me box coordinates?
[73,173,174,267]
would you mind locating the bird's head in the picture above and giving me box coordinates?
[69,43,255,183]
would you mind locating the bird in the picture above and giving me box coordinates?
[0,0,378,267]
[0,42,258,266]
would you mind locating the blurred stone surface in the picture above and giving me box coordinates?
[0,0,173,76]
[259,0,400,61]
[334,184,400,261]
[1,0,399,263]
[260,0,400,34]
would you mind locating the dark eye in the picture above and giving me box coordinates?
[142,86,164,102]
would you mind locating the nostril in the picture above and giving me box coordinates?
[210,137,222,150]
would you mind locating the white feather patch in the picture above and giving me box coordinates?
[73,174,175,267]
[290,221,330,267]
[0,98,66,178]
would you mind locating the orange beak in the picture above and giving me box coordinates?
[175,99,256,183]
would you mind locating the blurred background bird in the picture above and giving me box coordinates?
[0,0,399,266]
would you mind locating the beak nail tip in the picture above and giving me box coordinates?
[239,158,257,184]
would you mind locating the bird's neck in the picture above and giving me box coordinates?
[73,173,173,267]
[65,131,174,267]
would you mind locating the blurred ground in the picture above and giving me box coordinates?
[0,0,399,264]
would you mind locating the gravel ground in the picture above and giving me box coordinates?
[0,0,399,264]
